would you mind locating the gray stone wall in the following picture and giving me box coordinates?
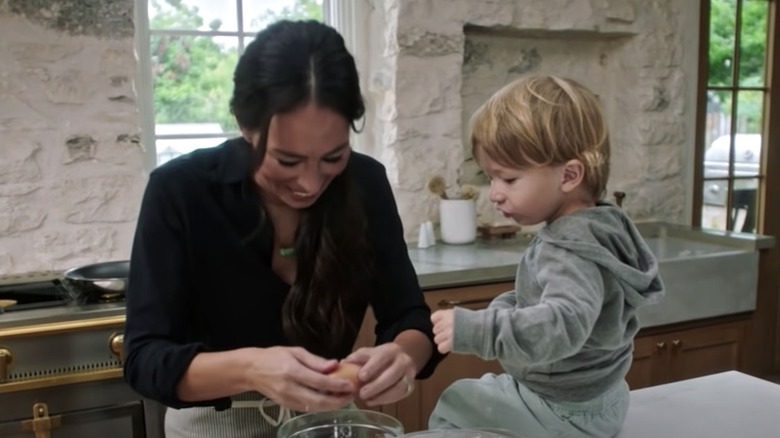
[0,0,144,275]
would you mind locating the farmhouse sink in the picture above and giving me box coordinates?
[640,235,758,327]
[633,222,773,327]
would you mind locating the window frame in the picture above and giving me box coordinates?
[135,0,342,171]
[693,0,773,232]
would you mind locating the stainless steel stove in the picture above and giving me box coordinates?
[0,271,125,315]
[0,276,71,314]
[0,271,126,388]
[0,272,163,437]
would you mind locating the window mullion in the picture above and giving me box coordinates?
[149,29,246,37]
[726,0,746,230]
[708,85,768,92]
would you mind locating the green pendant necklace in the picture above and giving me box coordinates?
[279,247,295,257]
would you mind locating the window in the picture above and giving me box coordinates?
[697,0,772,233]
[136,0,328,168]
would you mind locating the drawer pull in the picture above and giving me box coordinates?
[656,342,666,351]
[672,339,682,348]
[21,402,62,438]
[438,297,496,309]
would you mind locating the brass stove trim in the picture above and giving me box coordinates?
[0,315,125,339]
[0,368,123,394]
[109,332,125,363]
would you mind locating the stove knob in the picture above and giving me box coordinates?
[0,347,13,383]
[108,333,125,364]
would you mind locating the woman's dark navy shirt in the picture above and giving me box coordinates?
[123,138,440,410]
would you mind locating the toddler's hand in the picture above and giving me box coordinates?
[431,309,454,354]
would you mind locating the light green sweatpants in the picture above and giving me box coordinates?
[428,373,629,438]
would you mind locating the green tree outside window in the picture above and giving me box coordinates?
[150,0,323,132]
[708,0,768,134]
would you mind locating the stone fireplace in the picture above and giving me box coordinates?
[362,0,700,240]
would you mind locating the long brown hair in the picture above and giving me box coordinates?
[287,166,374,357]
[230,20,373,357]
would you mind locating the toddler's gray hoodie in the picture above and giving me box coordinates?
[453,205,665,402]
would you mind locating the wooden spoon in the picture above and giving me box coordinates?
[0,299,17,310]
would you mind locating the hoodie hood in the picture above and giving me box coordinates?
[537,204,664,308]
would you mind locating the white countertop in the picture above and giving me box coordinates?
[617,371,780,437]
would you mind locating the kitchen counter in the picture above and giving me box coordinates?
[411,237,526,289]
[616,371,780,437]
[412,220,774,330]
[635,221,775,251]
[412,220,775,290]
[0,221,774,331]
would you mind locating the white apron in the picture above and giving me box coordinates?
[164,392,297,438]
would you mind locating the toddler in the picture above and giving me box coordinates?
[430,75,665,437]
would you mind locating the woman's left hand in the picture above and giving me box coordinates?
[343,343,416,407]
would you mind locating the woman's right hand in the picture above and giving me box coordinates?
[244,346,356,412]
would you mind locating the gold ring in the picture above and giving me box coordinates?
[402,375,414,396]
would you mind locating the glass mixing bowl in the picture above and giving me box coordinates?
[401,429,517,438]
[277,409,404,438]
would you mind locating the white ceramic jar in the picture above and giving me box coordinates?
[439,199,477,244]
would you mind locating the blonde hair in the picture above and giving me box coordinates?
[470,75,610,200]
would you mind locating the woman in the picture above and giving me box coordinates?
[123,20,441,437]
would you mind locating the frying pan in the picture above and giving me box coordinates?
[0,299,16,314]
[63,260,130,303]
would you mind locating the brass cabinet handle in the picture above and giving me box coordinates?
[438,297,496,309]
[656,342,666,351]
[0,347,13,383]
[21,402,61,438]
[109,333,125,364]
[672,339,682,348]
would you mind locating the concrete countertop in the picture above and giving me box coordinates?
[411,237,526,290]
[617,371,780,437]
[412,220,775,290]
[634,221,775,251]
[410,221,773,329]
[0,221,773,331]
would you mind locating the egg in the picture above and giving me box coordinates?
[328,362,362,388]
